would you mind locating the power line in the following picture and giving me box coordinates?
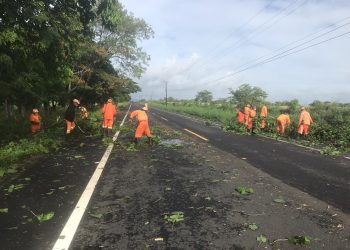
[203,30,350,85]
[186,0,305,78]
[180,1,274,75]
[230,15,350,73]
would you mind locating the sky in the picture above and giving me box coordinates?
[120,0,350,104]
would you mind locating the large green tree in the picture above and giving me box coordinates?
[229,84,267,108]
[0,0,153,114]
[195,90,213,103]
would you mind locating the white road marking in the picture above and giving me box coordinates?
[258,134,322,152]
[161,116,168,121]
[52,104,132,250]
[184,128,209,141]
[345,157,350,160]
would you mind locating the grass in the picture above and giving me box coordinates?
[150,101,350,154]
[0,107,111,178]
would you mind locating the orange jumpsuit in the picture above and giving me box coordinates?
[276,114,290,135]
[247,109,256,129]
[236,111,245,124]
[244,106,251,126]
[102,103,117,129]
[130,109,152,138]
[260,105,268,128]
[298,110,313,135]
[29,114,41,133]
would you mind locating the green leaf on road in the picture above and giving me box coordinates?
[288,235,311,245]
[0,208,9,213]
[164,211,185,224]
[36,212,54,222]
[257,235,268,243]
[274,198,286,204]
[235,186,254,195]
[248,223,258,231]
[89,212,103,219]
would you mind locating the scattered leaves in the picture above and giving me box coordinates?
[288,236,311,245]
[257,234,268,243]
[248,223,258,231]
[235,186,254,195]
[164,211,184,224]
[0,208,9,213]
[273,198,286,204]
[35,212,55,222]
[89,212,103,219]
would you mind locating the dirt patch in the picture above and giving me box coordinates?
[71,121,350,249]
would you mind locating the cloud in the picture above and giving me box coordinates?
[122,0,350,103]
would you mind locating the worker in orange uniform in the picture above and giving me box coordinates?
[129,104,152,145]
[298,106,313,138]
[236,108,245,125]
[260,104,268,129]
[102,98,117,137]
[248,106,257,133]
[276,114,291,135]
[244,104,251,127]
[65,99,80,135]
[29,108,42,133]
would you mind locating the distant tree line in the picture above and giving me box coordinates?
[0,0,154,116]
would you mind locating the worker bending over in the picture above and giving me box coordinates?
[276,114,291,135]
[298,107,313,138]
[236,108,245,125]
[129,104,152,145]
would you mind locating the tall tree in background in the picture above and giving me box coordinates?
[195,90,213,103]
[229,84,267,107]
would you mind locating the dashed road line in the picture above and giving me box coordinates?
[161,116,168,121]
[184,128,209,141]
[52,104,132,250]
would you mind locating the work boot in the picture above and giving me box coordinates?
[133,138,139,145]
[108,129,113,137]
[147,137,153,146]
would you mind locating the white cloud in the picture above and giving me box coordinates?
[121,0,350,103]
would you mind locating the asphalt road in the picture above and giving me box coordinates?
[149,107,350,214]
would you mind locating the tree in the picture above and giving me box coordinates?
[195,90,213,103]
[229,84,267,108]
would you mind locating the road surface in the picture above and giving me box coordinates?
[149,107,350,213]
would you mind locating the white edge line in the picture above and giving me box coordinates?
[52,104,132,250]
[184,128,209,141]
[259,134,321,152]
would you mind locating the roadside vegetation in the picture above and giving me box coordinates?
[0,103,128,179]
[0,0,152,177]
[150,84,350,155]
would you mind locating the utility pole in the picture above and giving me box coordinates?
[165,81,168,106]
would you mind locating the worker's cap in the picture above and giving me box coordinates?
[246,104,251,107]
[32,108,39,113]
[142,106,148,111]
[73,99,80,105]
[107,98,112,103]
[253,106,257,109]
[300,106,305,110]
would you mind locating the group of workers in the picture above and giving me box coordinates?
[29,98,152,144]
[236,104,313,137]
